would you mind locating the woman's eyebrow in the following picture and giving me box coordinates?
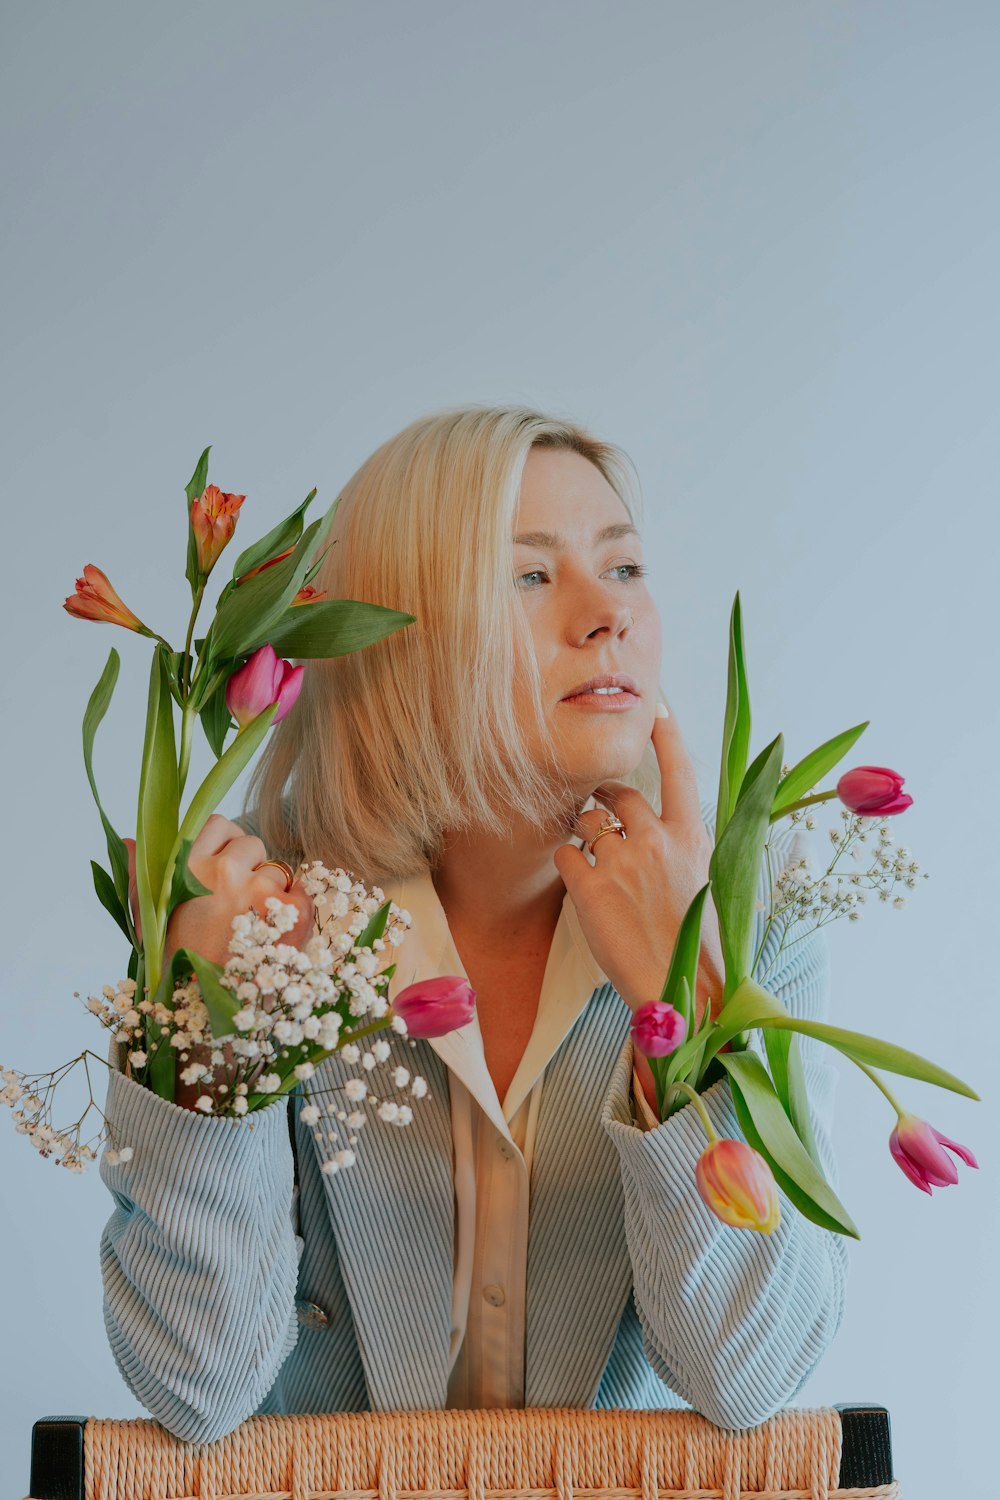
[512,522,640,548]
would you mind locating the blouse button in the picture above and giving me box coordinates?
[496,1137,515,1159]
[296,1299,330,1329]
[483,1283,506,1307]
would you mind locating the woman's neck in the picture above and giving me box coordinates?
[430,808,578,946]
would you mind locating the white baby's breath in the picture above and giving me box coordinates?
[758,807,929,987]
[4,857,418,1171]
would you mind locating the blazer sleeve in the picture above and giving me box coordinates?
[600,810,849,1430]
[99,1038,302,1444]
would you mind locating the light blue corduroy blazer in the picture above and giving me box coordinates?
[99,799,849,1446]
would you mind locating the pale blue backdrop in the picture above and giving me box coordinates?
[2,3,996,1494]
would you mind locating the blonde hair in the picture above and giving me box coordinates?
[244,403,669,885]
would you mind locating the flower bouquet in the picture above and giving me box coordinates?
[0,449,476,1172]
[629,593,980,1236]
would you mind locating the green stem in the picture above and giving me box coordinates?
[849,1055,905,1115]
[668,1080,719,1141]
[177,705,196,801]
[771,790,839,819]
[181,581,206,699]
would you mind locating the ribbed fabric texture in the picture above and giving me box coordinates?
[98,800,848,1446]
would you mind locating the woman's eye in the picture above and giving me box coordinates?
[515,563,647,589]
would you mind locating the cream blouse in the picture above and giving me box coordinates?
[378,797,659,1410]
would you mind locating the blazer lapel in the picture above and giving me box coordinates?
[523,980,636,1407]
[303,870,463,1411]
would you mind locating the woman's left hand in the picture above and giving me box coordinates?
[553,703,726,1021]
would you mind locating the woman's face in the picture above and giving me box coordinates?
[512,446,663,795]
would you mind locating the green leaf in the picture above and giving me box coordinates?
[145,942,241,1098]
[156,699,279,929]
[665,977,715,1085]
[82,650,135,937]
[709,733,784,992]
[166,836,214,912]
[717,1051,860,1238]
[708,973,979,1100]
[657,882,710,1023]
[134,645,180,976]
[184,446,213,597]
[785,1030,823,1166]
[199,671,234,758]
[208,501,338,660]
[726,1067,861,1238]
[761,1027,823,1169]
[771,721,870,819]
[256,600,417,660]
[91,860,132,942]
[355,898,392,951]
[762,1024,792,1110]
[229,488,319,583]
[185,949,242,1039]
[715,592,752,843]
[760,1016,980,1099]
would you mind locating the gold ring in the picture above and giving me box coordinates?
[587,815,627,855]
[252,858,296,892]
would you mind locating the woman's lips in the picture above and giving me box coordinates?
[560,689,640,709]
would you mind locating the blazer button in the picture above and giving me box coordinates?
[483,1283,506,1307]
[496,1137,515,1159]
[296,1299,330,1329]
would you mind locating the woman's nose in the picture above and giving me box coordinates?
[568,582,634,643]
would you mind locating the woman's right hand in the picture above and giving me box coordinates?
[122,816,315,1109]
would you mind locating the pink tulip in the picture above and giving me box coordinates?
[695,1137,781,1234]
[889,1111,978,1195]
[225,643,304,729]
[837,765,913,816]
[631,1000,686,1058]
[390,976,477,1038]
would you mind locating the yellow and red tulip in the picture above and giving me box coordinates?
[695,1137,781,1234]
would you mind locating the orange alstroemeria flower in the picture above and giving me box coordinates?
[235,544,295,585]
[190,484,247,578]
[63,565,148,633]
[290,583,326,606]
[235,545,325,605]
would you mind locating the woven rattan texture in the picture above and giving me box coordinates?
[56,1407,902,1500]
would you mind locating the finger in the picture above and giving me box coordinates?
[552,840,592,893]
[649,701,702,828]
[583,781,653,827]
[194,813,263,863]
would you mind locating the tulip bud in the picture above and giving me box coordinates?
[695,1137,781,1233]
[190,484,246,578]
[889,1110,978,1195]
[631,1000,685,1058]
[391,976,476,1039]
[225,643,304,729]
[837,765,913,816]
[63,564,149,633]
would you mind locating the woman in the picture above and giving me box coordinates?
[101,404,847,1445]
